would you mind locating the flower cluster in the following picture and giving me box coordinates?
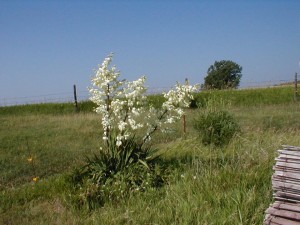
[162,82,198,123]
[27,155,39,183]
[89,54,198,148]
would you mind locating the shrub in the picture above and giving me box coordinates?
[190,95,206,108]
[194,110,240,147]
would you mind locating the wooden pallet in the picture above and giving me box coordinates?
[264,145,300,224]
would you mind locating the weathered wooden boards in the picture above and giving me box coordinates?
[265,145,300,224]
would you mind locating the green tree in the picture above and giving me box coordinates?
[204,60,242,89]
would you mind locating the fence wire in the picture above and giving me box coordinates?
[0,80,294,107]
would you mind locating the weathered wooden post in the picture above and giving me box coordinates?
[294,73,298,101]
[182,78,189,136]
[73,84,79,112]
[183,114,187,135]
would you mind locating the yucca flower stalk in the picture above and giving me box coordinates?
[89,53,198,149]
[74,54,198,208]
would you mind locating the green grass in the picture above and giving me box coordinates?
[0,114,101,190]
[195,86,296,107]
[0,86,295,116]
[1,86,300,224]
[0,101,97,116]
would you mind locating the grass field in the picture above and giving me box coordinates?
[1,86,300,224]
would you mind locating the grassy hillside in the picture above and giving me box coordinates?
[1,86,300,224]
[196,86,296,106]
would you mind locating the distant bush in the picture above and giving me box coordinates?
[194,110,240,147]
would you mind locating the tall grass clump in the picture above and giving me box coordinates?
[194,98,240,147]
[71,53,198,208]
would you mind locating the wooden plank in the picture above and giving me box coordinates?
[274,170,300,176]
[267,215,300,225]
[269,222,281,225]
[275,168,300,173]
[275,158,300,165]
[274,168,300,174]
[272,173,300,182]
[276,157,300,162]
[278,155,300,159]
[273,189,300,196]
[278,150,300,157]
[272,178,300,187]
[273,175,300,182]
[278,154,300,161]
[272,202,300,213]
[282,145,300,150]
[275,164,300,170]
[275,191,300,201]
[274,171,300,180]
[274,201,300,206]
[266,207,300,220]
[282,145,300,151]
[273,181,300,188]
[273,179,299,189]
[273,185,300,193]
[273,189,300,197]
[273,181,300,192]
[274,196,300,203]
[276,161,300,169]
[274,167,300,174]
[273,178,300,186]
[264,215,281,225]
[273,175,300,183]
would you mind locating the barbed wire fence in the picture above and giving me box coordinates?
[0,79,295,107]
[0,86,174,107]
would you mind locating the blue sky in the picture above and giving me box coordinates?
[1,0,300,104]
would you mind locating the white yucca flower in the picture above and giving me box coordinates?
[89,53,199,148]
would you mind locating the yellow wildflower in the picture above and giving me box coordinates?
[32,177,39,182]
[27,157,33,163]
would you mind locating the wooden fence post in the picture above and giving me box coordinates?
[295,73,298,101]
[183,114,186,136]
[73,84,79,112]
[182,78,189,136]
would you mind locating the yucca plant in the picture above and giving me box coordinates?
[71,54,198,208]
